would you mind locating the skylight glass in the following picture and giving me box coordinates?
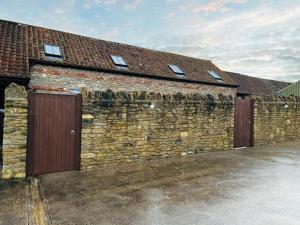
[44,44,62,57]
[208,70,222,80]
[169,64,184,75]
[111,55,128,67]
[52,46,61,56]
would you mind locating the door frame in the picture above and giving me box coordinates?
[26,91,82,176]
[234,99,254,148]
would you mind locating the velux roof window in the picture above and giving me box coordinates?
[44,44,62,58]
[111,55,128,67]
[208,70,223,81]
[169,64,185,76]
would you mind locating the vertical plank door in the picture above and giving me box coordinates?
[234,99,253,148]
[27,93,81,176]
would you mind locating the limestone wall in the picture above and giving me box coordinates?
[81,90,235,170]
[253,96,300,145]
[2,84,28,179]
[3,80,299,179]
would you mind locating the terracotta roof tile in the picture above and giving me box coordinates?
[0,19,238,86]
[226,72,291,96]
[0,20,28,78]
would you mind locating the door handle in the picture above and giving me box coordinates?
[71,130,76,135]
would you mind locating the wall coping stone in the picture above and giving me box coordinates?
[84,89,234,104]
[252,95,300,103]
[5,83,28,99]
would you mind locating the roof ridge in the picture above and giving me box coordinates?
[225,71,291,84]
[1,18,211,63]
[0,18,237,86]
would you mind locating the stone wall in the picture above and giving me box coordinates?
[2,84,28,179]
[253,96,300,145]
[29,64,236,96]
[0,88,4,150]
[81,90,234,170]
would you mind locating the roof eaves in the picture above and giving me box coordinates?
[0,75,30,86]
[0,73,30,79]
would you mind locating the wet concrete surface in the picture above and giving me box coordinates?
[1,141,300,225]
[41,141,300,225]
[0,180,28,225]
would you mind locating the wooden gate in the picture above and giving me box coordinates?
[27,92,82,176]
[234,99,253,148]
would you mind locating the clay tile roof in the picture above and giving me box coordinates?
[226,71,291,96]
[0,19,238,87]
[0,20,29,78]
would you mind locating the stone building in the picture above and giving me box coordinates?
[1,19,299,179]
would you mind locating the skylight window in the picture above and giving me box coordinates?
[44,44,62,58]
[111,55,128,67]
[208,70,222,80]
[169,64,184,75]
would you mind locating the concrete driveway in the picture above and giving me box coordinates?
[1,141,300,225]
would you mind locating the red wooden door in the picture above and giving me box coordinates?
[27,93,82,176]
[234,99,253,148]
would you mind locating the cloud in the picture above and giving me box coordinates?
[143,3,300,82]
[167,12,176,18]
[53,8,66,15]
[84,0,142,10]
[1,0,298,82]
[123,0,142,10]
[180,0,247,14]
[94,0,117,5]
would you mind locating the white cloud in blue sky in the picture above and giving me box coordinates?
[0,0,299,82]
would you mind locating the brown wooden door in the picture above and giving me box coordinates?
[234,99,253,148]
[27,93,82,176]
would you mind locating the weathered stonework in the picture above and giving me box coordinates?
[253,96,300,145]
[81,90,235,170]
[3,64,299,179]
[29,64,236,96]
[2,83,28,179]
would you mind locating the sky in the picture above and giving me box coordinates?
[0,0,299,82]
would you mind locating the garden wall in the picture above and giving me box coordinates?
[81,90,235,170]
[253,96,300,145]
[2,83,300,179]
